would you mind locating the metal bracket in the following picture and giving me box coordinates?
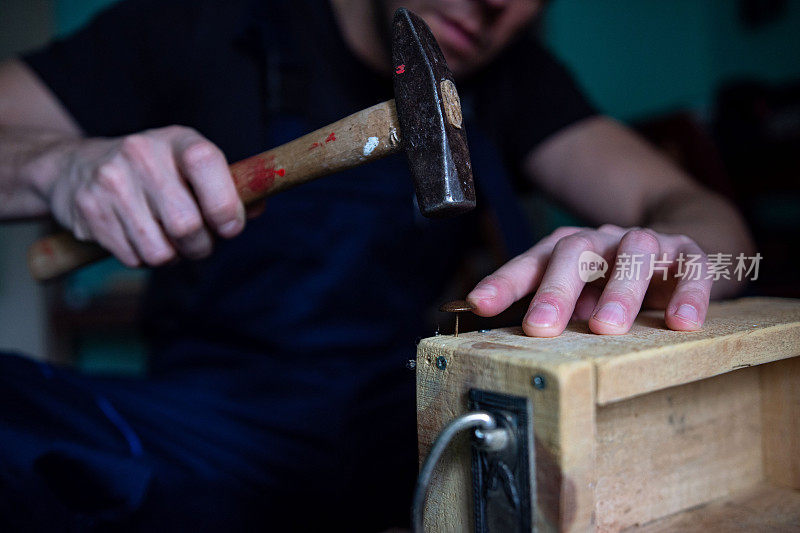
[469,389,534,533]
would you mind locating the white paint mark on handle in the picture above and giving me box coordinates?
[363,137,380,157]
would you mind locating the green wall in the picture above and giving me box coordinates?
[54,0,119,36]
[544,0,800,120]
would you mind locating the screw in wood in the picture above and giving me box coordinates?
[438,299,475,337]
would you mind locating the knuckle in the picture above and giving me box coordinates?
[534,283,573,307]
[555,233,594,254]
[205,198,239,223]
[677,234,698,248]
[599,223,622,233]
[622,228,660,253]
[182,140,221,170]
[164,211,204,239]
[120,134,152,159]
[74,190,99,218]
[164,124,192,136]
[551,226,582,239]
[95,163,127,194]
[605,283,641,305]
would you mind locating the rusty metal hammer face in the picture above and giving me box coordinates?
[392,8,476,218]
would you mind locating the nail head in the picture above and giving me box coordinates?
[439,299,475,313]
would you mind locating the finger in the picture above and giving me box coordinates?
[589,229,660,335]
[93,161,176,266]
[172,131,245,238]
[73,188,140,267]
[467,226,583,316]
[157,190,214,260]
[572,283,603,321]
[664,240,712,331]
[596,224,628,240]
[113,197,176,266]
[121,132,215,260]
[524,230,617,337]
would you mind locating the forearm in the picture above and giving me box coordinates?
[529,117,755,299]
[0,127,74,220]
[645,186,755,298]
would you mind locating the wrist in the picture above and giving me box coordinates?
[21,134,80,208]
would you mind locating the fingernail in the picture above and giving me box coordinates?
[468,284,497,301]
[526,303,558,328]
[219,218,243,237]
[674,304,699,324]
[593,302,626,327]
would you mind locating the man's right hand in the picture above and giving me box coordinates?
[46,126,245,267]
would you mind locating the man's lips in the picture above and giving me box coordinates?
[430,12,483,56]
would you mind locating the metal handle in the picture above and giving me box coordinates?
[412,410,512,532]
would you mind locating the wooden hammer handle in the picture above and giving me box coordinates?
[28,100,401,281]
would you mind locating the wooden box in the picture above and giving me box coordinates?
[416,297,800,532]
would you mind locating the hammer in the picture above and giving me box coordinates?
[27,8,475,282]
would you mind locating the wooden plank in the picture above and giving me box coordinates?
[595,368,763,531]
[420,298,800,406]
[595,298,800,404]
[761,357,800,489]
[632,484,800,532]
[416,336,596,532]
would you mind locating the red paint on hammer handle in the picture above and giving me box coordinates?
[240,155,285,194]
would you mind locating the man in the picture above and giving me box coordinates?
[0,0,753,530]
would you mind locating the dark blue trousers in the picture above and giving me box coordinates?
[0,352,417,531]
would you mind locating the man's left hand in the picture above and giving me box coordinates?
[467,225,712,337]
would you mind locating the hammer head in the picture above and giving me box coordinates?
[392,8,476,218]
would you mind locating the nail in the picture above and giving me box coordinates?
[674,303,699,324]
[593,302,626,327]
[219,218,243,237]
[467,284,497,301]
[526,303,558,328]
[439,299,475,337]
